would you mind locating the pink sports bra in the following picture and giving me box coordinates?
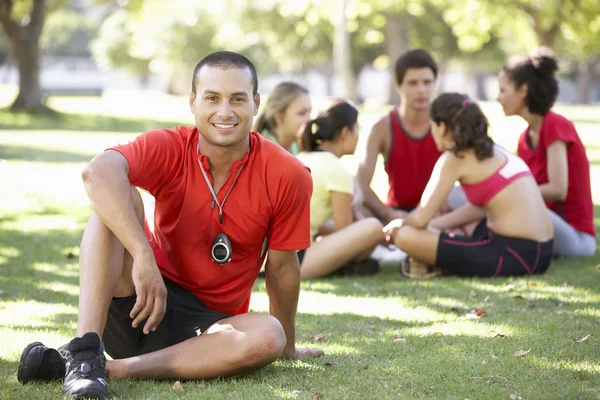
[461,146,532,206]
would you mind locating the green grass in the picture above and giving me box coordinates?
[1,92,600,399]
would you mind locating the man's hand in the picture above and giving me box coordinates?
[383,218,405,243]
[130,253,167,334]
[385,208,408,224]
[281,345,325,360]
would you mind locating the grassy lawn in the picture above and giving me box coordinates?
[1,92,600,399]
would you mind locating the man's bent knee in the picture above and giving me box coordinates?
[238,315,286,368]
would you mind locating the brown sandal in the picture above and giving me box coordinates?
[399,257,442,279]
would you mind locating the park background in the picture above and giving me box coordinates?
[1,0,599,399]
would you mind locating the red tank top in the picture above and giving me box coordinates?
[462,146,532,206]
[385,109,442,209]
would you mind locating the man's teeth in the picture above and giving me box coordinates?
[214,124,235,129]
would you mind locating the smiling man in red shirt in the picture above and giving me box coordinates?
[17,51,322,399]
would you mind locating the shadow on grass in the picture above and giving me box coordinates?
[0,144,93,163]
[0,109,186,133]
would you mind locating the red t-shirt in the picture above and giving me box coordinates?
[517,111,595,237]
[109,128,312,315]
[385,109,442,209]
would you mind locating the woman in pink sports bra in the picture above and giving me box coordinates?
[385,92,554,277]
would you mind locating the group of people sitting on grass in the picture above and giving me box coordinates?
[16,48,594,399]
[258,47,594,279]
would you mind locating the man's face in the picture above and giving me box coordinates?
[397,68,436,111]
[189,66,260,148]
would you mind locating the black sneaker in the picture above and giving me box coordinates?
[17,342,67,383]
[333,258,380,276]
[62,332,108,399]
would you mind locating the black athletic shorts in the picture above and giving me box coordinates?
[103,278,231,360]
[436,219,554,277]
[393,205,415,213]
[297,249,306,265]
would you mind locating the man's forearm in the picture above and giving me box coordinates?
[83,159,152,258]
[265,264,300,353]
[361,183,391,221]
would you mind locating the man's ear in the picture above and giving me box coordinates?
[189,92,196,113]
[254,93,260,116]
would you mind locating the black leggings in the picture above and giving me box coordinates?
[436,220,554,277]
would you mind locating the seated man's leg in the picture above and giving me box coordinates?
[77,188,141,337]
[106,313,286,380]
[61,187,145,398]
[17,187,144,393]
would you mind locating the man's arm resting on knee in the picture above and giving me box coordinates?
[356,122,394,223]
[82,150,167,333]
[264,249,324,360]
[83,150,150,257]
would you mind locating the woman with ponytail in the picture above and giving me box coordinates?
[384,93,554,277]
[253,82,311,155]
[296,102,385,279]
[498,47,595,257]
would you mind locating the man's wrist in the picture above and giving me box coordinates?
[131,245,154,262]
[383,207,394,223]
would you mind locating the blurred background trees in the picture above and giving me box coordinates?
[1,0,599,113]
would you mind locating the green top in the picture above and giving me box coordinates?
[261,130,299,156]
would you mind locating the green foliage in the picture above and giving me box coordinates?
[91,2,220,84]
[443,0,600,57]
[41,8,98,57]
[1,99,600,398]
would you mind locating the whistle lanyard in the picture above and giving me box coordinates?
[197,152,245,225]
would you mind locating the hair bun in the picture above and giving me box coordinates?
[530,47,558,76]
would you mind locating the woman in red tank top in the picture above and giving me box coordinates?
[498,47,595,257]
[384,93,554,278]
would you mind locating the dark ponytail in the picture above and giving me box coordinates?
[300,101,358,152]
[430,93,494,161]
[502,46,558,115]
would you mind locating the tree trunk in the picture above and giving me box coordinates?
[333,0,356,102]
[525,8,560,49]
[11,33,43,111]
[575,60,598,104]
[535,26,559,49]
[0,0,47,113]
[383,13,409,105]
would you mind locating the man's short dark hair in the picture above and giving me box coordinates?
[191,51,258,96]
[394,49,438,85]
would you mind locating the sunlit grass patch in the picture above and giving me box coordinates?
[1,101,599,398]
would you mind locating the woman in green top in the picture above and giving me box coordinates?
[253,82,312,155]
